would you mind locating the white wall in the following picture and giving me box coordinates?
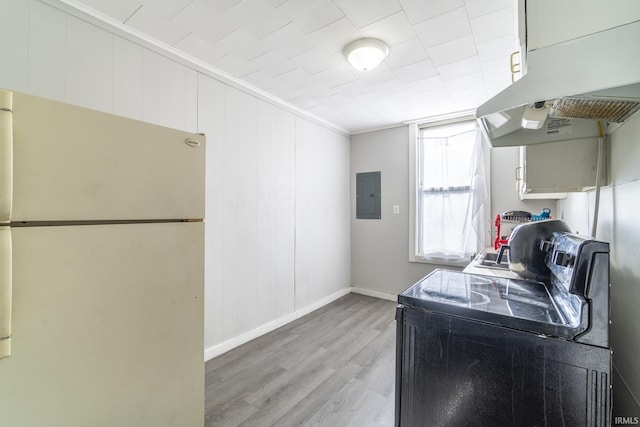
[0,0,351,361]
[296,119,351,309]
[558,113,640,418]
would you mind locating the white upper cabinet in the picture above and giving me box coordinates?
[524,0,640,52]
[517,137,605,200]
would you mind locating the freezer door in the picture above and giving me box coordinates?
[0,89,12,223]
[7,90,205,222]
[0,222,204,427]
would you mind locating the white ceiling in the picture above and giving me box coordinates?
[73,0,517,134]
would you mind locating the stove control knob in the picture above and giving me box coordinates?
[539,240,553,252]
[553,251,575,267]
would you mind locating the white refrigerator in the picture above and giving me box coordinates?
[0,89,205,426]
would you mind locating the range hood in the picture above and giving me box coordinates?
[477,21,640,147]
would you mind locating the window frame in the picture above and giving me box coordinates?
[408,114,491,266]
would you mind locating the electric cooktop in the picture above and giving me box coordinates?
[399,269,574,339]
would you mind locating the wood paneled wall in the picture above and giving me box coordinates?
[0,0,351,360]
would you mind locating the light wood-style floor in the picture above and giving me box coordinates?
[204,293,398,427]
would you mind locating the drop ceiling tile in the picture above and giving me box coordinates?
[267,0,288,7]
[173,33,228,64]
[470,8,514,43]
[214,29,271,61]
[308,17,362,55]
[436,55,481,81]
[348,91,387,108]
[284,0,345,35]
[140,0,195,20]
[299,83,338,99]
[480,56,509,76]
[289,47,343,75]
[464,0,511,20]
[198,0,243,15]
[77,0,142,22]
[247,50,296,79]
[212,54,259,77]
[399,0,464,25]
[476,34,516,62]
[332,80,371,98]
[126,5,192,45]
[394,59,438,83]
[385,38,429,69]
[263,23,317,59]
[359,11,417,46]
[448,85,487,108]
[332,0,402,29]
[241,70,281,89]
[314,66,358,89]
[413,7,471,48]
[366,78,409,97]
[172,1,238,43]
[269,67,314,89]
[443,71,483,92]
[223,0,292,39]
[427,34,477,67]
[410,75,446,92]
[269,83,303,100]
[355,63,397,85]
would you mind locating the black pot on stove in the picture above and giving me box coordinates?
[496,219,572,281]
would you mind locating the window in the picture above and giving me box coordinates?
[413,120,488,266]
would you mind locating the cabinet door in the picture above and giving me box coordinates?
[526,0,640,51]
[518,138,605,200]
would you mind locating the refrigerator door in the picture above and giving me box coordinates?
[0,227,10,358]
[0,222,204,427]
[4,89,205,222]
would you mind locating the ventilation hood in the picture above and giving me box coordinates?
[477,21,640,147]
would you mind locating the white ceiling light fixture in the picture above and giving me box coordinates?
[343,38,389,72]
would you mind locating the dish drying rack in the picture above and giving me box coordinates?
[494,209,551,250]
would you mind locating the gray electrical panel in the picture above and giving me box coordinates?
[356,171,381,219]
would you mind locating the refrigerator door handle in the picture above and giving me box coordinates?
[0,89,13,223]
[0,227,11,359]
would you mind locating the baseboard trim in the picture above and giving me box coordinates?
[204,312,297,362]
[204,287,352,362]
[352,286,397,302]
[294,287,352,319]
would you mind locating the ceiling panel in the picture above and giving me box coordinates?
[385,38,430,69]
[332,0,402,29]
[427,35,477,67]
[399,0,464,25]
[72,0,517,133]
[470,8,514,43]
[413,7,471,48]
[359,12,417,46]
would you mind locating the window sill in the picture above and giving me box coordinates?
[410,255,471,268]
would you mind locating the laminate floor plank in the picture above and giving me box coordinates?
[205,293,397,426]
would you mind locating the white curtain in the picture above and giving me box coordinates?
[417,124,487,265]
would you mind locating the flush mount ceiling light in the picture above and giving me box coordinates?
[343,38,389,72]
